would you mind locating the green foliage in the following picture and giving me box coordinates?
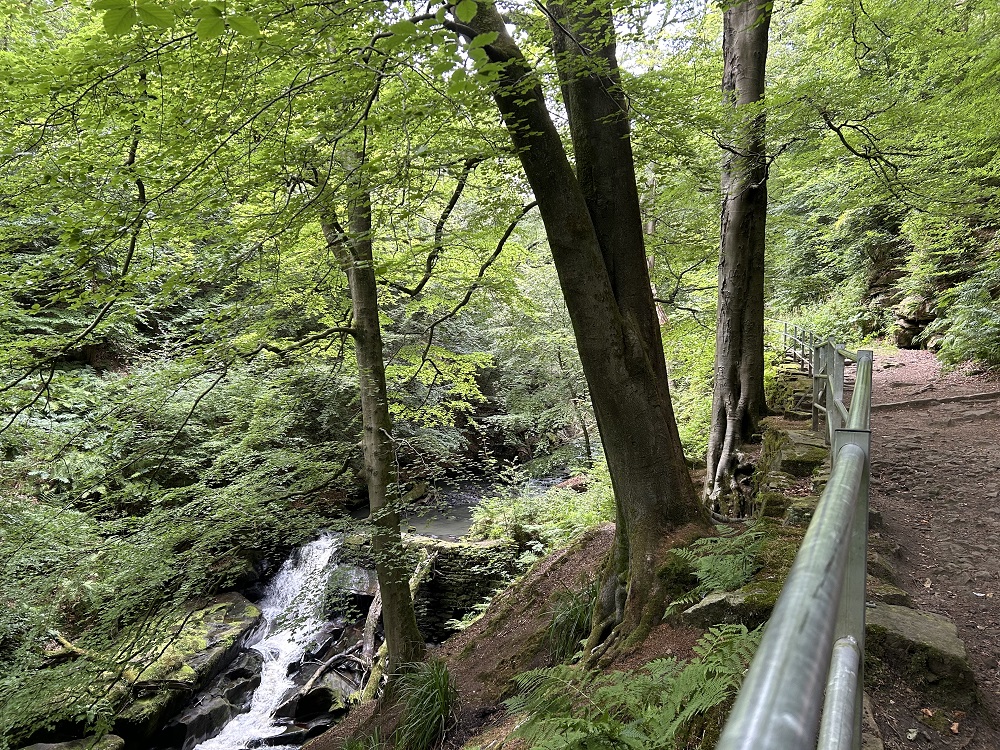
[505,624,762,750]
[468,464,615,555]
[394,660,458,750]
[667,526,766,614]
[547,580,598,664]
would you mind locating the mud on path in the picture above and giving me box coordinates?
[867,348,1000,749]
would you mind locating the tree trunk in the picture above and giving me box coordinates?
[321,187,425,675]
[461,1,708,657]
[705,0,772,516]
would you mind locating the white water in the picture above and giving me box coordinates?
[193,534,341,750]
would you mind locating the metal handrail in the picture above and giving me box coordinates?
[716,336,873,750]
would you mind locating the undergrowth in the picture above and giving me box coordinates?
[468,463,615,556]
[547,579,598,663]
[666,525,766,615]
[505,624,762,749]
[394,660,457,750]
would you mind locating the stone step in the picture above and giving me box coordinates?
[865,603,975,707]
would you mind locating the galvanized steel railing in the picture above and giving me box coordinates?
[776,320,817,375]
[716,328,873,750]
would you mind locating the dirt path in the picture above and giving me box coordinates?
[868,348,1000,749]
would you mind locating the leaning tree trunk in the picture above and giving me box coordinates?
[321,187,425,675]
[705,0,772,516]
[460,1,708,659]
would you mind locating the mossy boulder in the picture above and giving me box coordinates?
[867,577,911,606]
[757,491,793,519]
[865,604,975,706]
[783,496,819,527]
[681,583,779,629]
[115,593,261,743]
[778,430,829,477]
[17,737,125,750]
[407,536,519,640]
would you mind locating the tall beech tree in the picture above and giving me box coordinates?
[320,172,426,673]
[705,0,772,513]
[457,0,708,655]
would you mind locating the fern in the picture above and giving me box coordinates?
[667,526,766,615]
[506,624,762,750]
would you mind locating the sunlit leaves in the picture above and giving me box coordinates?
[227,15,260,37]
[455,0,478,23]
[101,5,137,35]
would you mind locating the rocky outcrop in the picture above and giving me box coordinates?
[893,295,936,349]
[18,737,125,750]
[408,536,519,641]
[114,593,261,744]
[866,603,975,706]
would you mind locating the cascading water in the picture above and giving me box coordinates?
[193,534,342,750]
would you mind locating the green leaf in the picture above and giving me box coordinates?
[136,3,174,28]
[93,0,129,9]
[196,15,225,39]
[103,6,137,35]
[227,15,261,37]
[455,0,477,23]
[389,19,418,36]
[192,3,223,18]
[467,31,497,49]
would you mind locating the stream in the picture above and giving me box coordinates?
[190,535,343,750]
[170,475,567,749]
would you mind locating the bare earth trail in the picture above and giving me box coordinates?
[867,348,1000,749]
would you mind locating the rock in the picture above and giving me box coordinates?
[158,649,264,749]
[680,584,778,629]
[783,497,819,527]
[407,536,520,641]
[867,550,896,583]
[554,475,589,492]
[18,736,125,750]
[115,593,261,744]
[865,604,975,706]
[778,430,829,477]
[866,577,911,606]
[757,491,792,519]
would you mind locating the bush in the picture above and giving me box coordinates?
[468,464,615,554]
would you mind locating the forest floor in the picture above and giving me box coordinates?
[867,347,1000,749]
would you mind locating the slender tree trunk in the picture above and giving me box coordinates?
[322,187,425,675]
[461,1,708,657]
[705,0,772,515]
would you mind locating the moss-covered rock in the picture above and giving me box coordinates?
[867,549,897,583]
[867,576,911,606]
[115,593,261,743]
[17,737,125,750]
[757,491,793,519]
[407,536,519,641]
[783,496,819,527]
[865,604,975,707]
[779,430,829,477]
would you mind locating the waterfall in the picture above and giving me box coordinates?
[192,534,342,750]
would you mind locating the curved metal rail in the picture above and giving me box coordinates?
[716,331,873,750]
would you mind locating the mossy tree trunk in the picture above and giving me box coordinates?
[458,0,709,658]
[705,0,773,516]
[321,178,425,675]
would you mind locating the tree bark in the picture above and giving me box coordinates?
[705,0,772,516]
[322,186,425,674]
[460,1,708,657]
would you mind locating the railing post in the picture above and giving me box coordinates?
[812,342,822,432]
[819,428,871,750]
